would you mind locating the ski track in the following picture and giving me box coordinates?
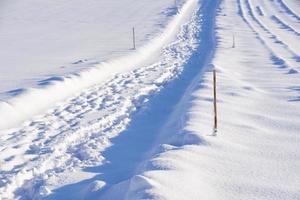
[0,1,199,199]
[275,0,300,21]
[244,0,300,60]
[237,0,300,73]
[265,1,300,34]
[252,0,300,53]
[270,15,300,37]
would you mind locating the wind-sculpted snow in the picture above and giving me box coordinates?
[0,0,181,96]
[0,0,199,199]
[275,0,300,21]
[237,0,300,72]
[120,0,300,199]
[0,0,194,131]
[1,0,299,199]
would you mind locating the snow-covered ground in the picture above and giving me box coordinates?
[0,0,197,199]
[0,0,299,199]
[0,0,180,98]
[122,0,300,199]
[0,0,186,130]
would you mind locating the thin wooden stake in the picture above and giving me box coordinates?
[174,0,178,14]
[213,69,218,134]
[232,33,235,48]
[132,27,136,50]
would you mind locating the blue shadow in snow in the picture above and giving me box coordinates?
[44,1,220,199]
[37,76,64,86]
[288,86,300,102]
[6,88,26,97]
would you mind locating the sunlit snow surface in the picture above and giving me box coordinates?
[124,0,300,199]
[0,0,176,96]
[0,0,300,199]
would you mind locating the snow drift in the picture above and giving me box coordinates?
[0,0,196,131]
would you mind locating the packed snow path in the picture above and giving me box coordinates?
[0,0,203,199]
[116,0,300,199]
[0,0,300,199]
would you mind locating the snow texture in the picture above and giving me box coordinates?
[0,0,299,199]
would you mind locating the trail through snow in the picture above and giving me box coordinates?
[1,0,299,199]
[118,0,300,199]
[0,0,203,199]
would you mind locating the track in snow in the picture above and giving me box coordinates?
[236,0,300,74]
[110,0,300,199]
[1,0,299,199]
[0,0,206,199]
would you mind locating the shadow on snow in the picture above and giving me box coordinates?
[44,1,219,199]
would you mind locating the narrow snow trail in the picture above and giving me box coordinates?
[99,0,219,199]
[119,0,300,199]
[0,0,202,199]
[1,0,299,199]
[0,0,188,131]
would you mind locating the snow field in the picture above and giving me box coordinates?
[0,0,193,131]
[0,0,178,95]
[0,0,200,199]
[0,0,299,199]
[120,0,300,199]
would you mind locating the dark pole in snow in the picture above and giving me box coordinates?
[174,0,178,14]
[232,33,235,48]
[213,68,218,135]
[132,27,136,50]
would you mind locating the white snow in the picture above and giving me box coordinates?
[117,0,300,199]
[0,0,299,199]
[0,0,189,130]
[0,0,176,95]
[0,0,198,199]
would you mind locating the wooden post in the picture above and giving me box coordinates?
[213,69,218,135]
[174,0,178,14]
[132,27,136,50]
[232,33,235,48]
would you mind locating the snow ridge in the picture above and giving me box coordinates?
[0,0,196,131]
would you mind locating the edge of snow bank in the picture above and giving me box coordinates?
[0,0,197,131]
